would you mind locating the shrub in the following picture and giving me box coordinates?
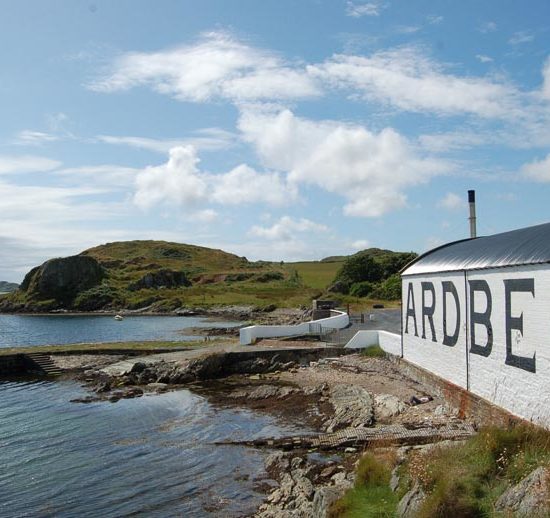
[255,271,284,283]
[336,255,383,285]
[73,284,119,310]
[350,281,375,297]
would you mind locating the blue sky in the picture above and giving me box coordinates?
[1,0,550,281]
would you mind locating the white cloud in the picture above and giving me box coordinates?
[351,239,370,250]
[542,57,550,100]
[0,155,61,175]
[509,31,535,45]
[239,108,449,217]
[418,131,488,152]
[55,165,139,188]
[189,209,219,223]
[521,154,550,182]
[134,146,207,209]
[479,21,497,33]
[15,130,59,145]
[437,192,466,210]
[97,129,236,153]
[427,15,443,25]
[345,1,385,17]
[249,216,328,240]
[395,25,420,34]
[476,54,493,63]
[310,46,521,118]
[133,145,297,210]
[89,31,320,102]
[211,164,297,206]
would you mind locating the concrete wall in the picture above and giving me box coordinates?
[345,330,401,356]
[402,263,550,427]
[0,354,26,376]
[240,310,349,345]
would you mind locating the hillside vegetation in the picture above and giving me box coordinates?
[0,241,415,313]
[329,248,417,300]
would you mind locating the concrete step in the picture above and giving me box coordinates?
[24,353,62,376]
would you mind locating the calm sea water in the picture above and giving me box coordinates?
[0,314,241,348]
[0,380,307,517]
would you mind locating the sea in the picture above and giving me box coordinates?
[0,314,242,348]
[0,315,307,517]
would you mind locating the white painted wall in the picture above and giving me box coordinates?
[402,263,550,427]
[239,310,349,345]
[345,330,401,356]
[402,272,467,388]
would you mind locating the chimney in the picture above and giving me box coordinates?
[468,190,477,238]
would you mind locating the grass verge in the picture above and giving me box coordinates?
[0,338,234,356]
[361,344,386,358]
[330,425,550,517]
[329,450,399,518]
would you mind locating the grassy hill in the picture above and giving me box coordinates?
[0,241,413,313]
[1,241,324,312]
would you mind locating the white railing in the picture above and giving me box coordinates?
[239,309,349,345]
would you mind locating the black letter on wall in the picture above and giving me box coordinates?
[469,279,493,357]
[421,282,437,341]
[504,278,536,373]
[405,283,418,337]
[442,281,460,347]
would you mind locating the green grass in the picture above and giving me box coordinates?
[404,424,550,517]
[361,344,386,357]
[286,260,345,289]
[331,425,550,517]
[329,452,399,518]
[0,339,231,356]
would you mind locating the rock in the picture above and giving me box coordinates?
[94,381,111,393]
[20,255,105,306]
[70,396,96,404]
[324,384,374,432]
[374,394,407,421]
[265,451,290,474]
[312,486,344,518]
[235,385,281,400]
[390,466,400,492]
[146,382,168,392]
[277,387,296,398]
[128,269,191,291]
[320,466,339,479]
[130,362,147,373]
[397,482,426,517]
[303,384,327,396]
[495,467,550,516]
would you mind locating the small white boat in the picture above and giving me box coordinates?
[114,314,124,321]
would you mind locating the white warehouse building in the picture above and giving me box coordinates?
[401,222,550,427]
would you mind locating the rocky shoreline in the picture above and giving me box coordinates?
[49,345,474,517]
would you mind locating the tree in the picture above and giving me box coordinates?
[336,254,383,285]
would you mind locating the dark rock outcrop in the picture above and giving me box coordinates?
[128,269,191,291]
[20,255,105,304]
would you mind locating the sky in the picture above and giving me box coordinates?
[1,0,550,281]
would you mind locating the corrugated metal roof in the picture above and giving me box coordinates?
[402,222,550,275]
